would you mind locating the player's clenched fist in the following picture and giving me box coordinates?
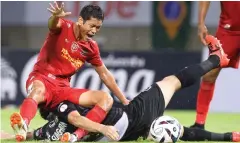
[99,125,120,141]
[47,1,71,17]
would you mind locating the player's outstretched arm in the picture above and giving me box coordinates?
[68,111,119,141]
[198,1,210,45]
[180,126,237,142]
[47,1,71,31]
[94,64,130,105]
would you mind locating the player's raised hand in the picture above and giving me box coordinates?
[198,24,208,45]
[99,125,120,141]
[47,1,71,17]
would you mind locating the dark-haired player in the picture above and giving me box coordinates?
[10,2,129,142]
[26,36,239,142]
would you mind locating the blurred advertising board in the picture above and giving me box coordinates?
[1,49,201,109]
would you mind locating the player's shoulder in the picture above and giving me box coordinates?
[88,38,99,48]
[60,18,74,28]
[61,18,74,24]
[88,38,97,44]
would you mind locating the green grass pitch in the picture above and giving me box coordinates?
[1,109,239,143]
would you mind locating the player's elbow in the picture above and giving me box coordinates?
[99,73,108,83]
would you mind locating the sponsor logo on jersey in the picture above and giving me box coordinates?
[71,42,80,52]
[61,48,84,69]
[59,104,68,112]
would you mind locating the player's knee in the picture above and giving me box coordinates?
[27,87,45,103]
[100,91,113,111]
[67,111,81,126]
[27,80,45,98]
[160,76,181,91]
[162,76,177,82]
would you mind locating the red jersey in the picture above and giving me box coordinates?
[33,18,103,78]
[219,2,240,32]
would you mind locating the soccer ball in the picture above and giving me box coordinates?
[149,116,182,143]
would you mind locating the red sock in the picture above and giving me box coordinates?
[20,98,38,125]
[74,105,107,139]
[196,81,215,124]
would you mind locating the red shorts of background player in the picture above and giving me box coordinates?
[26,71,88,110]
[216,27,240,68]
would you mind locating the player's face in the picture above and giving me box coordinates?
[79,17,102,38]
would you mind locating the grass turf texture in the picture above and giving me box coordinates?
[1,109,239,143]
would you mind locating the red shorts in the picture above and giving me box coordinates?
[216,27,240,68]
[26,72,88,109]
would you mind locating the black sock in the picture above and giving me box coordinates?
[180,126,232,141]
[190,122,205,129]
[175,55,220,88]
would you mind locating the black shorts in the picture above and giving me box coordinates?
[121,83,165,141]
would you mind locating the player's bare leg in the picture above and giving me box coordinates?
[156,35,229,109]
[61,90,114,142]
[78,90,113,111]
[10,80,46,141]
[156,75,181,107]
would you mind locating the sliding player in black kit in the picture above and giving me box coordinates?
[26,35,240,142]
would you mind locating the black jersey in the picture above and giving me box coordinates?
[121,83,165,141]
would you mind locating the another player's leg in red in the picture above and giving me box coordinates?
[191,35,230,129]
[192,32,239,129]
[10,80,46,141]
[194,70,220,128]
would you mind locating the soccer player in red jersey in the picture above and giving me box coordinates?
[10,2,129,142]
[191,1,240,129]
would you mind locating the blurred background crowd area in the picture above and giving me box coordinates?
[1,1,221,52]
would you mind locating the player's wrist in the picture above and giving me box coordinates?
[50,15,60,19]
[122,99,129,105]
[118,93,126,100]
[97,124,105,133]
[198,22,205,27]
